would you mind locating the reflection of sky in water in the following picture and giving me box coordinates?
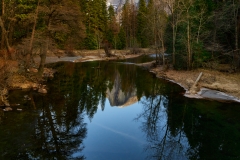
[73,96,191,160]
[81,98,146,160]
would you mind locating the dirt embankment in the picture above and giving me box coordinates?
[151,66,240,101]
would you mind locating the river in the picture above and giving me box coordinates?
[1,55,240,160]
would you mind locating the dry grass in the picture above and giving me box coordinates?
[0,58,19,88]
[152,67,240,99]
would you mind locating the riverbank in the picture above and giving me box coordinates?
[1,50,240,107]
[40,50,240,103]
[0,49,148,107]
[34,49,150,64]
[150,66,240,102]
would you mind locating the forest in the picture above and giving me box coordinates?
[0,0,240,71]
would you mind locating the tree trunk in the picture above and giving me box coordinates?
[8,21,15,46]
[172,24,176,65]
[234,1,239,50]
[26,0,40,68]
[0,16,11,59]
[38,41,47,74]
[187,18,191,70]
[1,0,5,50]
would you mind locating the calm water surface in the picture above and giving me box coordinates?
[1,55,240,160]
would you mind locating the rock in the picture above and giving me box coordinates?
[32,83,39,90]
[29,68,38,73]
[38,88,47,94]
[1,88,8,96]
[21,83,32,90]
[43,68,56,79]
[3,107,12,111]
[24,95,31,100]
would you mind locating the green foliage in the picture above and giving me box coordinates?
[108,5,115,21]
[80,0,108,41]
[137,0,148,47]
[84,33,98,50]
[192,41,211,68]
[106,29,114,48]
[116,27,126,50]
[54,32,68,49]
[1,0,240,71]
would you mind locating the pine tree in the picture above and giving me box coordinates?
[121,0,137,48]
[80,0,108,49]
[137,0,148,47]
[117,27,126,49]
[106,5,119,49]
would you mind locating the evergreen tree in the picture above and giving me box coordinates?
[146,0,155,46]
[121,0,137,48]
[137,0,148,47]
[80,0,108,49]
[117,27,126,49]
[106,5,119,49]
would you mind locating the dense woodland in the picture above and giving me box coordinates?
[0,0,240,70]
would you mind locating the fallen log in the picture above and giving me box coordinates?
[189,72,203,94]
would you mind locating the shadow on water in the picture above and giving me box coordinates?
[1,57,240,159]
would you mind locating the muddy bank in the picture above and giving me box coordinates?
[150,66,240,103]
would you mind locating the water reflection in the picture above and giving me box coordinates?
[138,90,240,159]
[1,59,240,160]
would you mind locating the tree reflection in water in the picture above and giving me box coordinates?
[136,78,189,160]
[2,60,240,160]
[137,78,240,160]
[32,95,87,159]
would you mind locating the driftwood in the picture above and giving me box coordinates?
[189,72,203,94]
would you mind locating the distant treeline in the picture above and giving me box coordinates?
[0,0,240,70]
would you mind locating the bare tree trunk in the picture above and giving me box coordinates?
[0,16,11,59]
[212,12,217,58]
[161,40,165,66]
[26,0,40,68]
[187,18,191,70]
[172,24,176,65]
[29,0,40,54]
[1,0,5,50]
[8,21,15,46]
[234,1,239,50]
[38,40,47,74]
[197,9,204,44]
[170,2,176,66]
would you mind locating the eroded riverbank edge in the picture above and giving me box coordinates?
[150,66,240,103]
